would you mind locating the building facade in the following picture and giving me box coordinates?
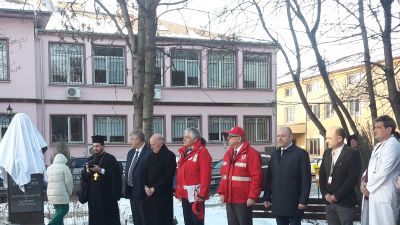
[0,3,278,162]
[277,58,400,157]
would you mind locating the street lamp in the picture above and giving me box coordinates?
[6,104,13,115]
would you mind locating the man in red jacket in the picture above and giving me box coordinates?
[176,128,212,225]
[218,126,263,225]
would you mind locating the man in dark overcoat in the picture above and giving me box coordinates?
[263,127,311,225]
[142,133,177,225]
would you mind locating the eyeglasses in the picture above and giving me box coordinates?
[228,135,240,138]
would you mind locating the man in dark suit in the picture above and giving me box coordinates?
[320,127,361,225]
[263,127,311,225]
[125,130,151,225]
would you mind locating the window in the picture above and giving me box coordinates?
[153,116,164,137]
[306,82,319,93]
[243,53,271,89]
[307,138,320,155]
[307,104,320,120]
[171,50,200,87]
[285,87,294,97]
[285,107,295,122]
[324,103,334,118]
[208,51,235,88]
[93,46,125,85]
[50,43,84,84]
[0,40,8,80]
[348,73,362,85]
[172,116,200,142]
[155,49,165,87]
[94,116,125,143]
[0,114,11,142]
[244,116,271,142]
[349,99,361,116]
[208,116,236,142]
[51,115,84,143]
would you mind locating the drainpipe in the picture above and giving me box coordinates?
[33,11,46,139]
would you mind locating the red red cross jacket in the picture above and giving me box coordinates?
[218,140,263,203]
[175,139,212,200]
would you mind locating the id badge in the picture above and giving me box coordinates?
[328,176,332,184]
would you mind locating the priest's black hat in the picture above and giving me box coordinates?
[91,135,106,145]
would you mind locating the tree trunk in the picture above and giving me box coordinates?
[380,0,400,126]
[142,0,159,141]
[359,0,378,124]
[132,0,146,130]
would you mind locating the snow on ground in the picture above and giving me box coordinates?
[0,182,359,225]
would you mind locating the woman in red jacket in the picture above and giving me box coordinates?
[176,128,212,225]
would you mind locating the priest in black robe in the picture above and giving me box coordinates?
[142,133,177,225]
[80,135,122,225]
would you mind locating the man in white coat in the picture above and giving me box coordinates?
[360,115,400,225]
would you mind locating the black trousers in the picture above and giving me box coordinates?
[130,198,146,225]
[182,199,204,225]
[226,203,253,225]
[276,216,301,225]
[325,203,355,225]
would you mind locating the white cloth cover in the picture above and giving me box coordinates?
[0,113,47,191]
[46,154,73,204]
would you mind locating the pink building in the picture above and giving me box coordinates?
[0,2,278,163]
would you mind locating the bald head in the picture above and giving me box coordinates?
[326,126,346,149]
[150,133,164,153]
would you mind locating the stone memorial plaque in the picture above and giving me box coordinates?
[8,173,44,224]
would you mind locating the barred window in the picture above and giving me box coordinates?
[93,46,125,85]
[208,51,235,88]
[208,116,236,142]
[244,116,271,142]
[153,116,164,137]
[0,40,8,80]
[50,43,84,84]
[171,50,200,87]
[172,116,200,142]
[94,116,126,143]
[0,114,11,142]
[51,115,84,143]
[243,53,271,89]
[155,49,165,87]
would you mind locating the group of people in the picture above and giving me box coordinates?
[45,115,400,225]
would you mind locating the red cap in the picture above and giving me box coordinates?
[192,201,204,220]
[225,126,245,137]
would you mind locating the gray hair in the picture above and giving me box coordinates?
[184,128,201,140]
[150,133,164,143]
[129,130,145,142]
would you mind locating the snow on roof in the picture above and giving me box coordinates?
[0,0,54,12]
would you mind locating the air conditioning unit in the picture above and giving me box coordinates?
[154,88,162,100]
[67,87,80,98]
[87,146,94,156]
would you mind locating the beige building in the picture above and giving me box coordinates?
[277,58,400,157]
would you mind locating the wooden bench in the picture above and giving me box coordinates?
[252,198,361,221]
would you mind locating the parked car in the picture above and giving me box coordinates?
[209,154,271,195]
[310,157,322,175]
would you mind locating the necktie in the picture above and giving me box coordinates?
[127,150,140,186]
[281,148,285,156]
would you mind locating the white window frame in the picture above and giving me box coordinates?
[208,116,236,142]
[207,51,236,88]
[171,50,200,87]
[324,103,334,118]
[94,116,126,143]
[285,107,295,122]
[349,99,361,116]
[93,46,125,85]
[244,116,271,142]
[51,115,85,143]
